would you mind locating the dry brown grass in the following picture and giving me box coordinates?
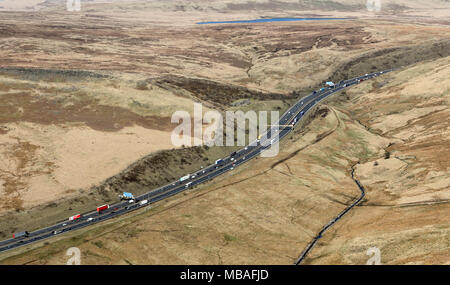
[0,0,449,264]
[3,54,448,265]
[306,56,450,264]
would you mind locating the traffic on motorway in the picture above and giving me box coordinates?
[0,70,391,253]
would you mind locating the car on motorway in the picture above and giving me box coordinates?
[52,230,62,235]
[230,151,237,157]
[87,218,94,222]
[139,200,148,205]
[128,199,135,204]
[185,182,192,188]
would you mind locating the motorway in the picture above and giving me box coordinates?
[0,70,391,253]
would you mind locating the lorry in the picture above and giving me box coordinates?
[119,192,134,200]
[292,117,298,125]
[179,174,190,182]
[215,159,224,165]
[13,231,29,239]
[96,204,109,213]
[69,214,81,221]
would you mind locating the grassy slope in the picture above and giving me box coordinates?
[2,56,448,264]
[0,1,449,263]
[304,55,450,265]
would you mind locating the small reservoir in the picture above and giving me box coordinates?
[197,17,351,25]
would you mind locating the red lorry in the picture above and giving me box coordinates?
[96,204,109,213]
[69,214,81,221]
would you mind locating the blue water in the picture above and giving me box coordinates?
[197,17,351,25]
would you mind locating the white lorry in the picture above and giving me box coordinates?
[179,175,190,182]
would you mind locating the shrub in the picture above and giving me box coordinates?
[136,80,149,90]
